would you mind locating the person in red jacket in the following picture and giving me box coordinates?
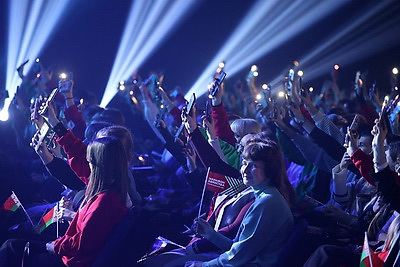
[0,136,129,266]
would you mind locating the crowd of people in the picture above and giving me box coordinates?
[0,58,399,267]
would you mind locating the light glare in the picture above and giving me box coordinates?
[5,0,73,114]
[101,0,199,107]
[186,0,346,99]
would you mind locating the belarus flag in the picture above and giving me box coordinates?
[39,206,57,233]
[360,232,383,267]
[1,192,21,212]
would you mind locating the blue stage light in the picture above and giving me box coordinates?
[185,0,346,99]
[268,1,400,89]
[100,0,201,108]
[2,0,73,121]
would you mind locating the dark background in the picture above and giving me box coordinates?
[0,0,399,101]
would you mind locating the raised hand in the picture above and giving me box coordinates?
[182,106,197,134]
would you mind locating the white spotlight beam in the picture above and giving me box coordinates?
[298,1,395,69]
[101,0,200,108]
[185,0,347,99]
[302,19,400,83]
[268,1,400,88]
[4,0,71,115]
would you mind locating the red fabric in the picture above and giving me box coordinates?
[360,102,379,126]
[206,171,231,193]
[188,197,255,253]
[64,104,86,140]
[350,149,376,187]
[211,104,236,147]
[1,195,19,211]
[169,106,182,125]
[39,206,56,232]
[54,190,127,267]
[300,104,315,125]
[214,199,254,237]
[57,130,90,184]
[376,250,389,264]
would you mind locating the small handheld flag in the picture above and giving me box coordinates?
[1,192,21,212]
[206,170,246,197]
[38,206,57,233]
[360,232,383,267]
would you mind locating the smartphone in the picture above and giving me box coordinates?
[271,102,278,120]
[349,114,360,132]
[59,72,73,93]
[369,81,377,99]
[34,123,50,151]
[39,88,59,115]
[32,97,41,122]
[174,93,196,140]
[354,71,361,91]
[286,69,295,92]
[209,71,226,97]
[185,93,196,116]
[205,100,212,123]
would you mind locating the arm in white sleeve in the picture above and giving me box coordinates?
[312,111,345,145]
[331,164,349,203]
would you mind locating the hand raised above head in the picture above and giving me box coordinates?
[40,102,60,127]
[182,106,197,134]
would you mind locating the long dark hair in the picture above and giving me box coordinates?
[85,137,129,204]
[96,125,134,161]
[242,138,296,205]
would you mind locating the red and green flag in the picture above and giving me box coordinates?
[206,169,247,198]
[1,192,21,212]
[38,206,57,233]
[360,232,383,267]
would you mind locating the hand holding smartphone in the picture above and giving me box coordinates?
[39,88,59,116]
[59,72,73,94]
[209,71,226,97]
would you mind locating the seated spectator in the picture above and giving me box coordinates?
[184,138,294,266]
[0,136,130,266]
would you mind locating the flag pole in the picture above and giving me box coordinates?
[198,168,210,219]
[365,232,373,267]
[56,202,59,238]
[12,191,34,226]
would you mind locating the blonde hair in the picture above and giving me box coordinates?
[230,118,261,142]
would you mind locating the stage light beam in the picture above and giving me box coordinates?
[3,0,74,118]
[186,0,347,99]
[101,0,201,107]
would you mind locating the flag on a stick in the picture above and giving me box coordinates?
[38,206,57,233]
[360,232,383,267]
[1,192,21,212]
[205,170,246,197]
